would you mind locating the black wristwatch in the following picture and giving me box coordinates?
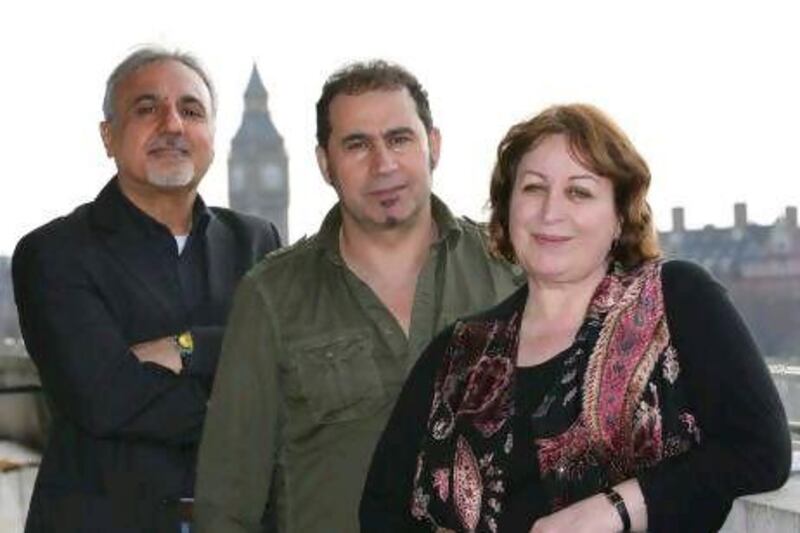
[603,487,631,532]
[174,331,194,371]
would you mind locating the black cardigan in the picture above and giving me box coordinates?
[360,260,791,532]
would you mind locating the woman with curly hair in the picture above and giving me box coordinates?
[360,104,791,532]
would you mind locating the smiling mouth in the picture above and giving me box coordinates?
[367,185,407,209]
[533,234,572,244]
[148,148,190,157]
[369,184,406,196]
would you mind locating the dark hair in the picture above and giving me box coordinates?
[103,46,216,122]
[315,59,433,148]
[488,103,660,268]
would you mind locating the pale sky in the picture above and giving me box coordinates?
[1,0,798,254]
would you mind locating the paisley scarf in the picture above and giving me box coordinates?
[411,261,700,532]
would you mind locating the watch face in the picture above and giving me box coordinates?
[177,332,194,352]
[261,164,282,190]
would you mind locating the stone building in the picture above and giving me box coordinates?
[660,204,800,360]
[228,65,289,241]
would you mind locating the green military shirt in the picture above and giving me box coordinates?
[195,196,521,532]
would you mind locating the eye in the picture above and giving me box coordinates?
[344,139,369,152]
[567,186,593,199]
[521,182,547,193]
[387,133,413,148]
[134,105,156,116]
[181,105,206,119]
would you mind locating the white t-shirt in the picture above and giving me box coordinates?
[174,235,188,255]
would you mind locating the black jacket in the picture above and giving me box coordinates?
[12,179,281,532]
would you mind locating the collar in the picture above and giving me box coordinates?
[91,177,211,239]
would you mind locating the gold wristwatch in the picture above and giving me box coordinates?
[174,331,194,370]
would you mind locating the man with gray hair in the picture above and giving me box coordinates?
[12,46,281,532]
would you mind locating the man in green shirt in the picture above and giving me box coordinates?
[194,60,520,533]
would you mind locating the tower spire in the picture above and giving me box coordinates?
[245,63,268,112]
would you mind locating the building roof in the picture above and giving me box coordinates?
[659,206,799,278]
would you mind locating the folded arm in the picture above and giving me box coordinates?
[13,234,210,446]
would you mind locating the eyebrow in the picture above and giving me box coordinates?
[569,174,599,182]
[384,126,416,138]
[179,95,206,110]
[129,94,158,109]
[340,126,418,145]
[519,170,599,182]
[127,94,207,112]
[341,132,370,145]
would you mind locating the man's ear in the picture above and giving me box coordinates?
[316,145,333,186]
[100,121,114,158]
[428,127,442,171]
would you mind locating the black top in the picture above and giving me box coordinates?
[117,183,211,345]
[499,349,570,533]
[360,260,791,533]
[500,354,568,532]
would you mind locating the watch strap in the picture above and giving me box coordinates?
[603,487,631,532]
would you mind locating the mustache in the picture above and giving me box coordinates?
[147,136,190,153]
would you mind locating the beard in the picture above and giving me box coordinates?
[146,162,195,188]
[143,134,201,188]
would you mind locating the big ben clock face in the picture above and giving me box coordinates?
[261,164,283,190]
[230,166,245,191]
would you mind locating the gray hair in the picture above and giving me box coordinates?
[102,46,217,122]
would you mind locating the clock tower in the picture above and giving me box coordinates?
[228,64,289,241]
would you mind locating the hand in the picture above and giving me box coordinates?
[130,336,182,374]
[530,493,620,533]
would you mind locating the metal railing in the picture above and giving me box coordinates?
[769,363,800,377]
[2,362,800,430]
[0,384,40,395]
[771,365,800,450]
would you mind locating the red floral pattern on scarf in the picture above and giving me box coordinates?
[459,356,514,437]
[411,261,701,530]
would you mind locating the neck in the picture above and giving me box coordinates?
[339,207,437,279]
[524,266,607,324]
[117,176,196,235]
[339,207,437,336]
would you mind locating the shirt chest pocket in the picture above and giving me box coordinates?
[288,330,384,424]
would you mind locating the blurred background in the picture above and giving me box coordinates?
[1,1,798,530]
